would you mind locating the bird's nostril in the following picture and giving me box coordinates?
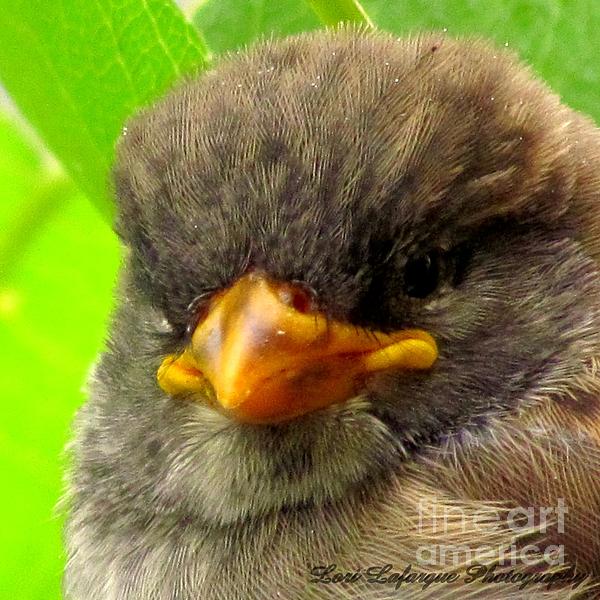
[277,281,318,314]
[291,289,312,313]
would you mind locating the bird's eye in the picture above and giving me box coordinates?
[403,252,440,298]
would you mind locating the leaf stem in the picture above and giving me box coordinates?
[306,0,374,28]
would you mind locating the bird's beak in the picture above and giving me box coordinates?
[157,271,438,424]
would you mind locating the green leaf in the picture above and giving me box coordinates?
[191,0,374,54]
[0,112,120,599]
[0,0,210,221]
[360,0,600,124]
[306,0,374,27]
[192,0,320,54]
[3,3,600,600]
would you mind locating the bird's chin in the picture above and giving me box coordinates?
[155,394,401,526]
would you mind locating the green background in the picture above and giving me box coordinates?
[0,1,598,598]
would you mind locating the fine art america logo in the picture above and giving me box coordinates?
[309,499,589,592]
[413,496,568,567]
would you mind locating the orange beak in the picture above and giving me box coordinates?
[157,271,438,424]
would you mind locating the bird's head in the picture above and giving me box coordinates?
[93,29,600,526]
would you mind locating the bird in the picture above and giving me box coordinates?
[63,26,600,599]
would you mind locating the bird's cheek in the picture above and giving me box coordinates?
[157,271,438,424]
